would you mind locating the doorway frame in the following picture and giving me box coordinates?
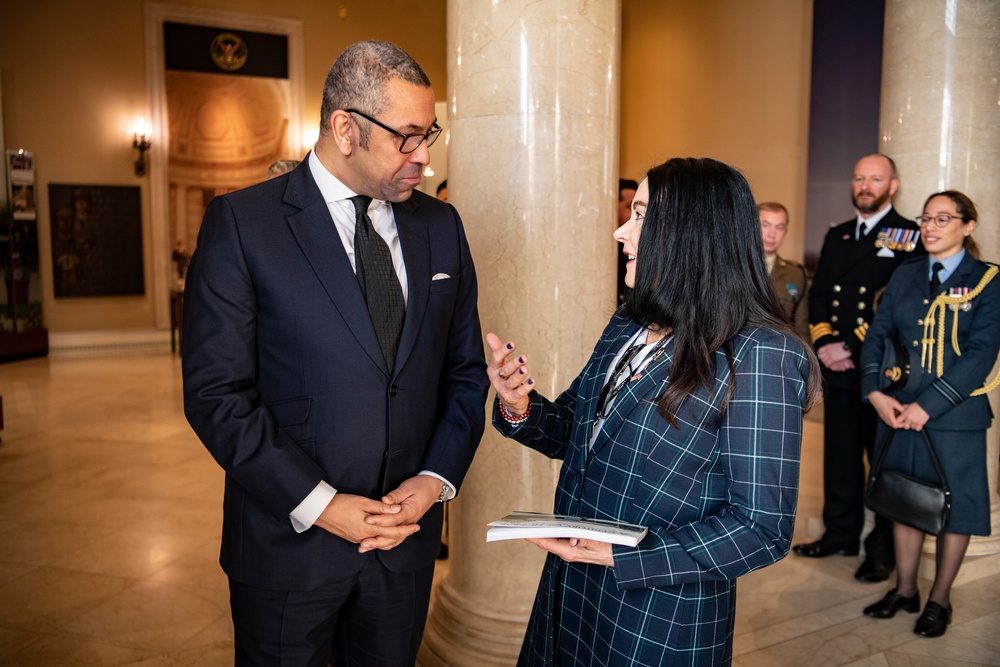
[143,2,304,328]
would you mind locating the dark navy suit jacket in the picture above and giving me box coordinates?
[182,162,487,591]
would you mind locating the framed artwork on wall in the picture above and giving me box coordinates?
[48,184,144,298]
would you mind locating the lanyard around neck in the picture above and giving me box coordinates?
[595,333,669,421]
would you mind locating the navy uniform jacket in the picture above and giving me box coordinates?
[770,255,809,339]
[809,208,924,389]
[182,162,488,591]
[860,253,1000,535]
[860,253,1000,429]
[495,312,810,666]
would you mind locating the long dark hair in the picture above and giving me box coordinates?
[924,190,981,260]
[624,157,821,424]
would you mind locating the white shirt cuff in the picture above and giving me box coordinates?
[289,481,337,533]
[418,470,456,502]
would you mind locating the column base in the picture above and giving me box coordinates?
[418,577,529,667]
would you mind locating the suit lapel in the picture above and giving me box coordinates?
[282,168,388,373]
[588,338,672,459]
[391,198,430,379]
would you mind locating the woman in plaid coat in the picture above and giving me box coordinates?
[488,157,821,666]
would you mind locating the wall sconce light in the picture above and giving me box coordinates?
[132,117,151,176]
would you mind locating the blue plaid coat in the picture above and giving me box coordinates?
[495,313,811,666]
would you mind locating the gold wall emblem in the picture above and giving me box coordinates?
[210,33,248,72]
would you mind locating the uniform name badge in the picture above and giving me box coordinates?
[949,286,972,311]
[874,227,920,251]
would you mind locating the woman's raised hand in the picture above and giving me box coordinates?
[486,332,534,416]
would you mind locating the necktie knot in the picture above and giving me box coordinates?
[350,195,373,219]
[930,261,944,293]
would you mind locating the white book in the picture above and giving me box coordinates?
[486,511,648,547]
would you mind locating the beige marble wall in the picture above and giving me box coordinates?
[419,1,620,664]
[879,0,1000,555]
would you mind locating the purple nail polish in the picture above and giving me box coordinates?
[518,356,525,363]
[506,343,513,350]
[527,379,534,385]
[519,368,526,375]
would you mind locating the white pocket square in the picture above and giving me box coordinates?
[876,247,895,258]
[431,273,451,281]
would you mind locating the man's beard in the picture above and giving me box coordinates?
[853,189,890,215]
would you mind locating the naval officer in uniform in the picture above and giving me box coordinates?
[792,154,925,583]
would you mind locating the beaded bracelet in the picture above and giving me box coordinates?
[499,400,530,425]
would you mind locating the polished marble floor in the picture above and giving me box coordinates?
[0,352,998,666]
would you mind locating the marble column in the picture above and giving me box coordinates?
[879,0,1000,558]
[419,1,620,664]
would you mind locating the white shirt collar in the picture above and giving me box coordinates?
[856,204,893,235]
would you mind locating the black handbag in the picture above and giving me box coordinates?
[865,429,951,535]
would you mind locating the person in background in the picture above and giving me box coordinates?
[861,190,999,638]
[617,178,638,304]
[183,40,487,666]
[793,153,924,584]
[436,179,448,201]
[488,157,820,666]
[758,201,809,338]
[266,159,300,179]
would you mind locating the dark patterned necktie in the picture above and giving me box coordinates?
[929,261,944,294]
[350,195,405,371]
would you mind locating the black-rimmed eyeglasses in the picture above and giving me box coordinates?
[344,108,442,154]
[917,213,965,228]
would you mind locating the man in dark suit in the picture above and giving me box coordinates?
[793,153,924,583]
[182,40,488,666]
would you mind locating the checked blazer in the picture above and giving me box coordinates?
[494,311,811,666]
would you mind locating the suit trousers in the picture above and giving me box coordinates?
[229,556,435,667]
[821,385,895,564]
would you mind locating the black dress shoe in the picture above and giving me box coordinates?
[792,540,859,558]
[863,588,920,618]
[914,601,951,638]
[854,558,895,583]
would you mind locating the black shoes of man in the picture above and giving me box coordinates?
[791,540,894,583]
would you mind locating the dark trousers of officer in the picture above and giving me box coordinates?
[821,386,895,564]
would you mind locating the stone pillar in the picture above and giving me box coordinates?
[879,0,1000,557]
[419,1,620,664]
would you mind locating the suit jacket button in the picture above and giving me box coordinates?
[913,340,919,347]
[857,302,866,310]
[389,385,399,396]
[859,286,867,294]
[833,284,842,293]
[832,300,840,307]
[856,317,865,325]
[831,315,839,323]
